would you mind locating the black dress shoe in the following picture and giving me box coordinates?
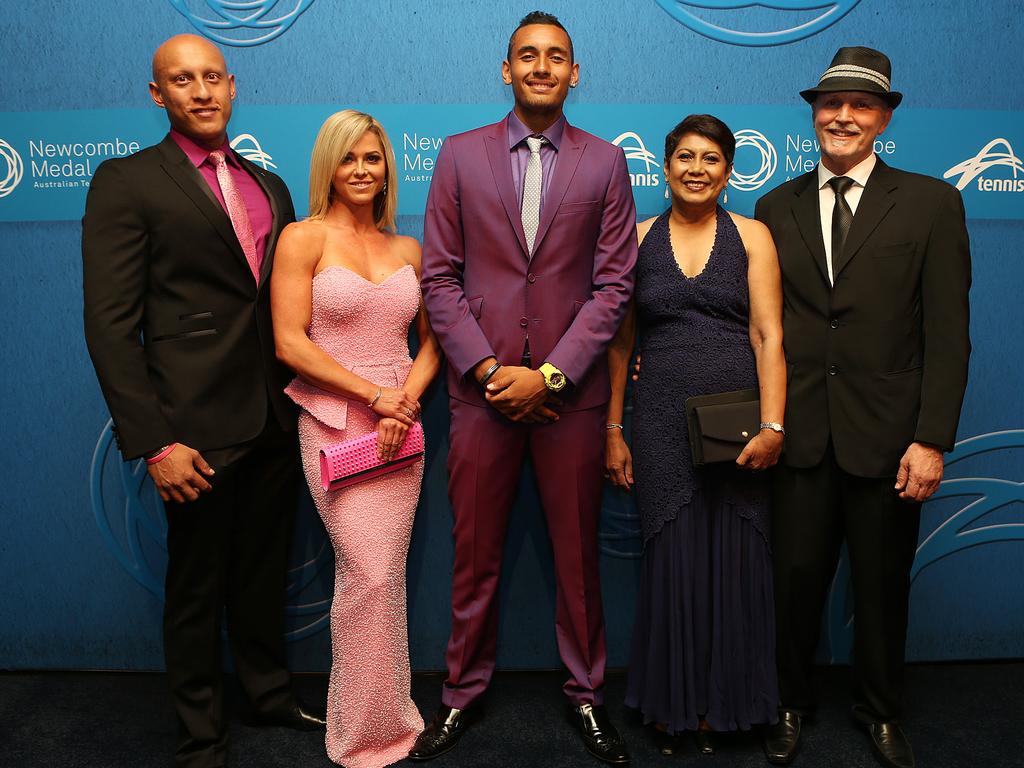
[693,728,715,755]
[762,709,801,765]
[868,722,915,768]
[408,705,472,761]
[652,727,679,756]
[567,703,630,765]
[251,703,326,731]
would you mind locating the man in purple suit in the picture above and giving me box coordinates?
[411,11,637,766]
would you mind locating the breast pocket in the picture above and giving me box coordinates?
[556,200,602,216]
[872,242,914,259]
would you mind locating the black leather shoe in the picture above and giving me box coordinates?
[762,709,801,765]
[652,727,679,756]
[408,705,472,761]
[693,728,715,755]
[251,703,326,731]
[868,722,915,768]
[567,703,630,765]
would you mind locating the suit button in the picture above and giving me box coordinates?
[520,317,529,327]
[527,273,536,283]
[828,364,838,376]
[830,319,839,329]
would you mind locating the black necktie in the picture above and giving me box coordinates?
[827,176,854,279]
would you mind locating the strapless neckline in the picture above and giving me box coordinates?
[314,262,414,288]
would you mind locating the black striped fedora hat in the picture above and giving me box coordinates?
[800,46,903,108]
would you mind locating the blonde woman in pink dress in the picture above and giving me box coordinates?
[271,109,440,768]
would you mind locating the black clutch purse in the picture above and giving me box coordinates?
[684,388,760,467]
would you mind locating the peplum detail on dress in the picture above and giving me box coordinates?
[286,360,416,433]
[285,378,348,430]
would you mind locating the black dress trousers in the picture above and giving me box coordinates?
[771,441,921,723]
[162,414,300,767]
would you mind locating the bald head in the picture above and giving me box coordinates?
[149,34,236,150]
[151,34,225,82]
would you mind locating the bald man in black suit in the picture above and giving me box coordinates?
[83,34,323,767]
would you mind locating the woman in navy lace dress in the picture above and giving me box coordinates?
[605,115,786,754]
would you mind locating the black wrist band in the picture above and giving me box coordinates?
[479,362,501,386]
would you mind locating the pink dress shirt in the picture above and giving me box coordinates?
[169,130,273,274]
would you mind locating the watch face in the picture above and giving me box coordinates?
[549,372,566,390]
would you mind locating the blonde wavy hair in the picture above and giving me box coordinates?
[307,110,397,231]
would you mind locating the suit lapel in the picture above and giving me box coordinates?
[833,159,898,278]
[531,128,584,257]
[790,170,830,285]
[156,136,251,276]
[238,155,281,288]
[484,124,530,257]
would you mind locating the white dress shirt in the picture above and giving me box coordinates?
[817,152,877,284]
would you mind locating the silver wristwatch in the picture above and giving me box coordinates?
[760,422,785,435]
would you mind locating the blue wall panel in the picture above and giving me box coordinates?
[0,1,1021,672]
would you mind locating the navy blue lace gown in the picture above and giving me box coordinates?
[625,207,778,733]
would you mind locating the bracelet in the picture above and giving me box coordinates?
[760,422,785,435]
[145,443,177,464]
[606,423,624,430]
[479,362,501,386]
[367,387,382,408]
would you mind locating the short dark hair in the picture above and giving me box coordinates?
[507,11,574,62]
[663,114,736,167]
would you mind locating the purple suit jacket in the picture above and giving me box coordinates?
[421,116,637,410]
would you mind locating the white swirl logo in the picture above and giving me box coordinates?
[612,131,660,172]
[654,0,861,46]
[612,131,662,190]
[729,129,777,191]
[943,138,1024,192]
[168,0,316,47]
[230,133,277,170]
[0,139,24,199]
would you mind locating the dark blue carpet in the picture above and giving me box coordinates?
[0,664,1020,767]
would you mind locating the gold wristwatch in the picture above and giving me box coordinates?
[539,362,567,392]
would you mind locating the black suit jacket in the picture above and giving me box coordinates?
[83,134,297,460]
[754,158,971,477]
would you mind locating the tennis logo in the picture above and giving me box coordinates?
[729,129,777,191]
[654,0,861,46]
[944,138,1024,193]
[230,133,277,170]
[0,139,24,199]
[168,0,317,46]
[612,131,662,189]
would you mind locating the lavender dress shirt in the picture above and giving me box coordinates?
[506,112,565,210]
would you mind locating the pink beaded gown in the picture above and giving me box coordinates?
[285,263,424,768]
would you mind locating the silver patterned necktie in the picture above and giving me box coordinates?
[827,175,854,284]
[521,136,545,256]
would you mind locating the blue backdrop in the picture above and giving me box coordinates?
[1,0,1021,673]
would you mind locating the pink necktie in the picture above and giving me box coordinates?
[208,150,260,282]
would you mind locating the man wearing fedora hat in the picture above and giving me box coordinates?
[754,47,971,768]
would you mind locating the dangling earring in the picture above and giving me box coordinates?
[723,188,728,205]
[664,183,670,200]
[381,180,388,193]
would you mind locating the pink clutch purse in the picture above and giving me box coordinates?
[319,422,424,492]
